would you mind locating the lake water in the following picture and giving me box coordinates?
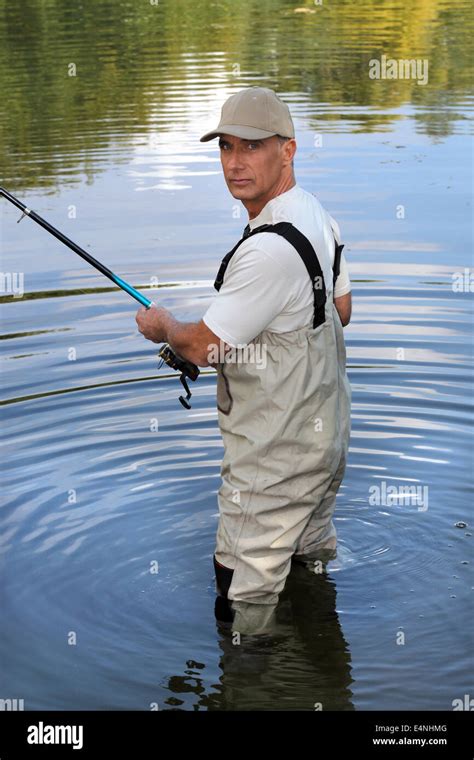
[0,0,473,711]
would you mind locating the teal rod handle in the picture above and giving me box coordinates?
[113,275,153,308]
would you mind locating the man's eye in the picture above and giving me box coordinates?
[248,142,259,150]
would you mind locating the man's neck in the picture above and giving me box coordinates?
[245,176,297,220]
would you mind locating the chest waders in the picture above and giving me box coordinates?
[212,221,351,623]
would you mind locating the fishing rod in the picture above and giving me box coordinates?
[0,186,199,408]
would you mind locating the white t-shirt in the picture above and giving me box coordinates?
[203,184,351,347]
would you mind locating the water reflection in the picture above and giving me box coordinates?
[0,0,472,714]
[1,0,472,191]
[164,566,354,711]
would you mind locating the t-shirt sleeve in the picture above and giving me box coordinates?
[328,213,351,298]
[334,252,351,298]
[202,242,293,347]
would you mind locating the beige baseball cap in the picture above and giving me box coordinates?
[200,86,295,142]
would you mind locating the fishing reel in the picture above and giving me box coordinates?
[157,344,200,409]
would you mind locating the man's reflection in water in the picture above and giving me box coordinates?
[202,558,354,710]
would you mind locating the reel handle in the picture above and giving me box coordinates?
[157,343,200,409]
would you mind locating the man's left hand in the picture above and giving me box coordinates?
[135,304,169,343]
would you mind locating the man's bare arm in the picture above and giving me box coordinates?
[136,305,230,367]
[334,292,352,326]
[164,316,229,367]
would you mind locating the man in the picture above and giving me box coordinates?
[136,86,352,633]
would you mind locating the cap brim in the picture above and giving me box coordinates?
[199,124,278,142]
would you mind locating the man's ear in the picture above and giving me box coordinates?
[280,138,296,166]
[286,139,297,161]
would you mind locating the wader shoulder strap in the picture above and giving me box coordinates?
[213,221,331,329]
[213,223,271,293]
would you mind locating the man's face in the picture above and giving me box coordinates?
[218,134,293,203]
